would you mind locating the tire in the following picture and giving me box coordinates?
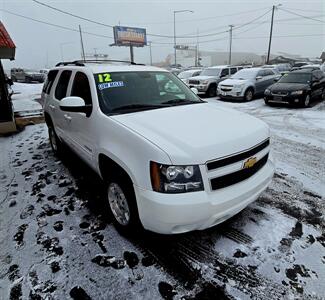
[321,88,325,101]
[11,76,17,82]
[48,126,64,156]
[25,77,31,83]
[206,84,216,98]
[264,98,269,106]
[244,88,254,101]
[301,94,310,108]
[106,174,142,234]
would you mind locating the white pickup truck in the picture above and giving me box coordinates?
[42,60,274,234]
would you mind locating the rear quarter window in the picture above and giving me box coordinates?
[42,70,59,94]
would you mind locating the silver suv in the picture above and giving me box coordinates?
[11,68,44,83]
[187,65,243,97]
[218,67,280,101]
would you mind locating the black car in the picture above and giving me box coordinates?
[264,69,325,107]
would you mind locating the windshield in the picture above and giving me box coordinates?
[278,73,311,84]
[95,71,202,114]
[231,69,257,79]
[200,68,220,76]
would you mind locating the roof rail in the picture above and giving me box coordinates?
[55,60,145,67]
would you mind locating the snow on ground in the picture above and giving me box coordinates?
[0,86,324,299]
[11,83,43,113]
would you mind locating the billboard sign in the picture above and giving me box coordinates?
[113,26,147,47]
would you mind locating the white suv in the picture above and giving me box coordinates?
[42,60,274,234]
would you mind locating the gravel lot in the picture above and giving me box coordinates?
[0,83,324,299]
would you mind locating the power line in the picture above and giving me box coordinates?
[31,0,272,39]
[279,8,325,23]
[0,9,114,40]
[128,7,271,25]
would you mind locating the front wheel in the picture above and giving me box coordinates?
[206,85,216,97]
[106,175,142,234]
[301,94,310,108]
[244,88,254,101]
[321,88,325,101]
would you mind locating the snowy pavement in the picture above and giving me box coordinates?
[11,83,43,114]
[0,86,324,299]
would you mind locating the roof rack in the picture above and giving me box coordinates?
[55,60,145,67]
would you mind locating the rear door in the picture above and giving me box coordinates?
[311,71,323,99]
[52,70,72,140]
[255,70,267,94]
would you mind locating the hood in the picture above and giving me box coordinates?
[189,75,218,81]
[269,82,309,92]
[112,103,269,165]
[220,78,251,86]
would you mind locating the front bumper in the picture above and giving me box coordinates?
[264,94,305,104]
[218,89,244,100]
[188,84,208,93]
[134,160,274,234]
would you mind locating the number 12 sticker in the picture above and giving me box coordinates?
[98,73,112,82]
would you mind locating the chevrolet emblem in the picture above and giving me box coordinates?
[243,157,257,169]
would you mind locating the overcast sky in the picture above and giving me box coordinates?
[1,0,324,69]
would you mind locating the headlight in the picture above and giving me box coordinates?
[265,89,271,95]
[150,162,204,193]
[201,80,209,85]
[291,90,304,95]
[235,84,244,90]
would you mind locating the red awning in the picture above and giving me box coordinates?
[0,22,15,59]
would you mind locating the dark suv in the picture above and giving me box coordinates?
[264,69,325,107]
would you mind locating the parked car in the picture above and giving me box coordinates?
[187,65,243,97]
[42,60,274,234]
[218,67,279,101]
[11,68,45,83]
[178,69,202,84]
[262,64,291,75]
[264,68,325,107]
[291,62,309,71]
[40,69,50,81]
[299,65,321,71]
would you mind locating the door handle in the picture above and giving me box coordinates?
[64,114,72,121]
[49,104,55,110]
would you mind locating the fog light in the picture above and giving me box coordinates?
[294,99,299,103]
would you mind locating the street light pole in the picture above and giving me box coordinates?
[267,4,281,64]
[173,9,193,66]
[149,41,153,65]
[228,25,234,65]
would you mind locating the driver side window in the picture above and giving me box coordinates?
[70,71,93,116]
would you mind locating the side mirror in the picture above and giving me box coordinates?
[256,76,262,81]
[191,87,199,95]
[60,96,92,116]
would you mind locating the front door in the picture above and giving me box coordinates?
[66,71,95,165]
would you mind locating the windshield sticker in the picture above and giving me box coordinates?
[98,73,112,82]
[98,81,124,90]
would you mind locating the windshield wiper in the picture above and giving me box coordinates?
[161,99,201,105]
[110,104,166,113]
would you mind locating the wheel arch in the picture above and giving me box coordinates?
[98,153,134,188]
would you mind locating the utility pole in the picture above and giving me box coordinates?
[149,41,152,65]
[196,28,199,67]
[228,25,234,65]
[267,4,281,64]
[79,25,86,61]
[173,12,176,66]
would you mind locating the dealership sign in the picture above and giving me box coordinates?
[113,26,147,47]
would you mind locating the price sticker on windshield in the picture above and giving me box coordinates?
[98,73,112,83]
[98,81,124,90]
